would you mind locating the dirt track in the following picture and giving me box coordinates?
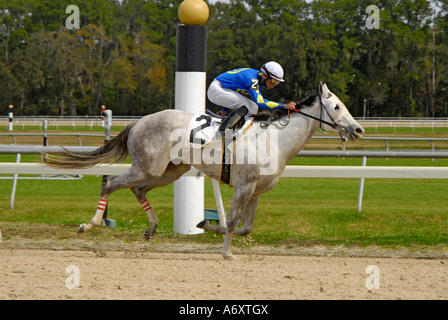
[1,239,447,300]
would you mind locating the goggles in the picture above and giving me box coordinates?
[270,78,281,86]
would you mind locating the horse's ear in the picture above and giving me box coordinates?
[325,84,333,98]
[318,81,324,94]
[319,82,332,99]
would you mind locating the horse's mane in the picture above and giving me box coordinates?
[298,94,320,108]
[253,94,319,121]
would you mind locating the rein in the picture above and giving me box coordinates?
[259,95,337,130]
[288,95,337,129]
[289,107,336,129]
[259,95,348,141]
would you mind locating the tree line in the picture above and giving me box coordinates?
[0,0,447,117]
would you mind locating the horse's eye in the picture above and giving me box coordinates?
[335,105,340,111]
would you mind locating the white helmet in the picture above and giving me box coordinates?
[261,61,285,83]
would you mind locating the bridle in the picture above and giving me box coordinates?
[260,94,348,141]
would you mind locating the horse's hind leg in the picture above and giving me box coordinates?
[131,182,159,239]
[131,163,191,240]
[78,167,152,233]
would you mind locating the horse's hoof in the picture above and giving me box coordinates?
[222,252,236,261]
[196,220,209,229]
[78,223,87,233]
[144,229,150,241]
[143,225,158,241]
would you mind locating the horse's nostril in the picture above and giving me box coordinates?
[355,127,364,134]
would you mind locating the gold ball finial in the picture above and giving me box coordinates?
[178,0,209,26]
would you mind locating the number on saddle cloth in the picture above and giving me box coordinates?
[188,113,219,146]
[188,112,253,147]
[189,114,213,145]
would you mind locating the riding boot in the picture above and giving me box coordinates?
[217,106,249,137]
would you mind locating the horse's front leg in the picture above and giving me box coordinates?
[197,196,259,236]
[233,196,259,236]
[222,183,257,260]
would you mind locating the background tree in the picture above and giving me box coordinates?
[0,0,445,117]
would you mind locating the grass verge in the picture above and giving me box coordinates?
[1,163,447,249]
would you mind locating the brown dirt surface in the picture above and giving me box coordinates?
[1,237,447,300]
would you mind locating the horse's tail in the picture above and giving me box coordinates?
[45,121,136,169]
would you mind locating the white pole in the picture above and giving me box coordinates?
[174,174,204,234]
[212,179,226,227]
[357,156,367,212]
[174,72,206,235]
[43,120,48,146]
[102,109,116,228]
[8,105,13,131]
[173,23,207,235]
[10,153,21,209]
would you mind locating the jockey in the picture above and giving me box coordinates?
[207,61,297,135]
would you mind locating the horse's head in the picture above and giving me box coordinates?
[318,82,365,141]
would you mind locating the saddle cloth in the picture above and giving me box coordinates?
[187,112,253,148]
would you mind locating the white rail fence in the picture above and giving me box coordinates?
[2,137,448,218]
[3,116,448,128]
[2,162,448,179]
[2,160,448,215]
[1,143,448,158]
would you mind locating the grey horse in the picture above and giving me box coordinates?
[45,82,364,260]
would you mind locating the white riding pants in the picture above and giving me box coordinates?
[207,79,259,115]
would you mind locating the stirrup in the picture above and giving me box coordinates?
[217,106,249,136]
